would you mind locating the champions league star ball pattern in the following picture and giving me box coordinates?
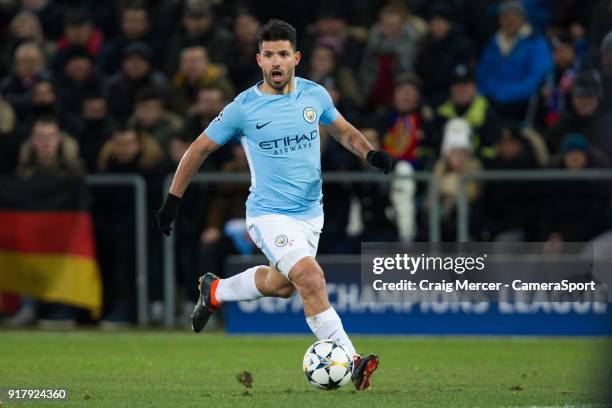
[303,340,353,390]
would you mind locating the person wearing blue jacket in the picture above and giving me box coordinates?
[477,0,552,121]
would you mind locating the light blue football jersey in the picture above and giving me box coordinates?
[204,77,339,219]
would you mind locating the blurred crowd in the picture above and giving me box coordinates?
[1,0,612,326]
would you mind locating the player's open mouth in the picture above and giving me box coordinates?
[271,70,283,83]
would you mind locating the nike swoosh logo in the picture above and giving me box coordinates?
[256,121,272,129]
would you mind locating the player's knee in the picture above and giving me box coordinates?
[269,272,296,299]
[258,265,295,298]
[290,262,325,297]
[299,272,326,298]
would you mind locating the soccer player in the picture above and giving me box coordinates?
[156,19,391,391]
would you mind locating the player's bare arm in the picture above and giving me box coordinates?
[156,132,220,236]
[169,132,220,197]
[326,113,372,159]
[327,114,393,173]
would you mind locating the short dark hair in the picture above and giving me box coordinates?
[63,45,92,62]
[123,0,147,13]
[258,19,297,50]
[65,8,93,27]
[84,89,104,100]
[113,123,138,138]
[33,115,59,128]
[199,85,225,96]
[135,86,163,104]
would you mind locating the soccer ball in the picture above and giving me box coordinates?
[302,340,353,390]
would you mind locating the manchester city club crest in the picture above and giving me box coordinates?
[275,234,288,247]
[303,107,317,123]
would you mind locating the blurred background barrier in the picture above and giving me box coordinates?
[3,170,612,329]
[457,169,612,242]
[85,174,149,326]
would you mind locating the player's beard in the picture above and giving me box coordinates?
[263,67,294,92]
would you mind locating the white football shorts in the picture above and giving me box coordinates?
[246,213,324,278]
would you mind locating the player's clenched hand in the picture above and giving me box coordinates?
[366,150,393,174]
[156,193,182,236]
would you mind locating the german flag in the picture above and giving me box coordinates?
[0,175,102,318]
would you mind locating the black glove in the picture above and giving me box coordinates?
[156,193,182,236]
[366,150,393,174]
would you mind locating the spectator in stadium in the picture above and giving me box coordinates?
[431,118,482,241]
[543,133,611,243]
[184,86,241,171]
[360,2,421,108]
[357,128,400,243]
[164,1,233,76]
[0,96,16,138]
[0,11,56,78]
[16,116,85,179]
[0,42,50,120]
[128,86,183,157]
[477,0,553,120]
[104,42,167,122]
[97,124,167,216]
[26,80,56,120]
[587,0,612,54]
[97,126,166,325]
[12,116,85,328]
[318,76,360,124]
[307,44,362,110]
[227,12,262,91]
[600,31,612,111]
[15,79,80,142]
[301,4,366,74]
[435,64,502,162]
[76,92,114,172]
[98,3,158,75]
[334,127,398,253]
[97,126,165,175]
[317,118,361,254]
[184,86,226,135]
[415,2,475,107]
[570,21,590,61]
[482,123,548,241]
[452,0,493,51]
[400,1,429,39]
[51,9,104,75]
[0,96,18,174]
[547,2,595,42]
[168,45,234,116]
[546,69,612,162]
[373,74,436,170]
[55,46,105,115]
[538,33,580,129]
[19,0,65,40]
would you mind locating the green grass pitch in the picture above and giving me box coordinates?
[1,331,610,407]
